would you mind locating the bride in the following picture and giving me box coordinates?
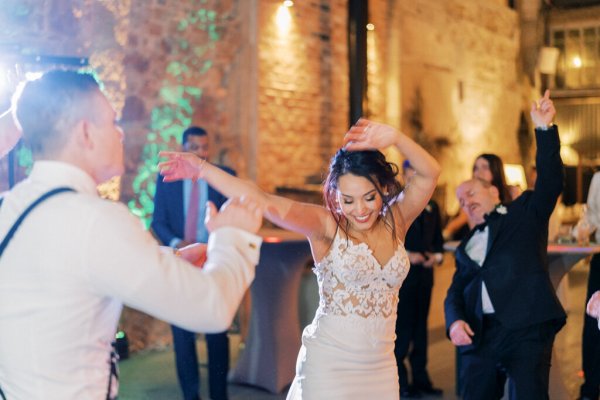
[158,118,440,399]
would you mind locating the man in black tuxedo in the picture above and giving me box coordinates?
[444,90,566,400]
[152,126,234,400]
[577,170,600,400]
[395,160,444,398]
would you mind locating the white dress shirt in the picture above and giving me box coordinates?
[0,161,262,399]
[584,172,600,330]
[586,172,600,244]
[465,226,495,314]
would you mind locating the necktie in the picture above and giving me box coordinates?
[184,179,200,242]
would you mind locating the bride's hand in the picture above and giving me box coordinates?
[158,151,205,182]
[343,118,400,151]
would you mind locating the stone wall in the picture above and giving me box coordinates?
[0,0,350,353]
[368,0,524,215]
[0,0,537,352]
[256,0,349,191]
[0,0,258,352]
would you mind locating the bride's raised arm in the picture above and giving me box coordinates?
[343,118,440,231]
[158,151,331,239]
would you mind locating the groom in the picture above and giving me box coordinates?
[444,90,566,399]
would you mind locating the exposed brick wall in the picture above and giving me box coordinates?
[368,0,523,215]
[256,0,349,192]
[0,0,538,353]
[115,0,256,352]
[0,0,258,353]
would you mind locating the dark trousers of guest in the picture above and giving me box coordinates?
[460,315,556,400]
[171,325,229,400]
[394,264,434,390]
[581,254,600,400]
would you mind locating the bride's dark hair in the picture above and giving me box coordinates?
[323,149,403,244]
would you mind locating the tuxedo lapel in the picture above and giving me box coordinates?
[456,231,481,271]
[484,210,505,256]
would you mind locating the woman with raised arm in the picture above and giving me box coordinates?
[159,118,440,399]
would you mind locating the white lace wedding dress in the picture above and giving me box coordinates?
[286,231,410,400]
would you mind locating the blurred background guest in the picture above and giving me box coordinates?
[443,154,516,241]
[152,126,236,400]
[394,160,444,398]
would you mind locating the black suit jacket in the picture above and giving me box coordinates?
[151,165,235,246]
[444,126,566,353]
[405,200,444,257]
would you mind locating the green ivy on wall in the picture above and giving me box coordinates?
[127,4,220,229]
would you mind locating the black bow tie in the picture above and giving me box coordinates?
[473,222,488,232]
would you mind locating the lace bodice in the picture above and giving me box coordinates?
[313,231,410,320]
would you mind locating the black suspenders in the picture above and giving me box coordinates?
[0,187,75,256]
[0,187,75,399]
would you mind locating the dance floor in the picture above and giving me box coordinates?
[118,256,590,400]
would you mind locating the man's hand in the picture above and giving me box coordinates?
[587,290,600,319]
[175,240,193,249]
[177,243,208,268]
[449,320,474,346]
[422,252,437,268]
[530,89,556,129]
[205,197,263,234]
[407,251,427,265]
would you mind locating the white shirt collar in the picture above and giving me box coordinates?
[28,161,99,196]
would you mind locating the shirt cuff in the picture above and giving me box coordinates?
[208,227,262,266]
[169,238,182,248]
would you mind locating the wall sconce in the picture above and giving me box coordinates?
[537,46,559,75]
[276,2,292,32]
[504,164,527,190]
[560,144,580,166]
[366,23,375,31]
[572,55,582,68]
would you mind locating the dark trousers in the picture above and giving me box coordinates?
[394,264,434,389]
[581,254,600,400]
[460,315,556,400]
[171,325,229,400]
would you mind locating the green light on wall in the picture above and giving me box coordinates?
[127,6,219,229]
[16,145,32,174]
